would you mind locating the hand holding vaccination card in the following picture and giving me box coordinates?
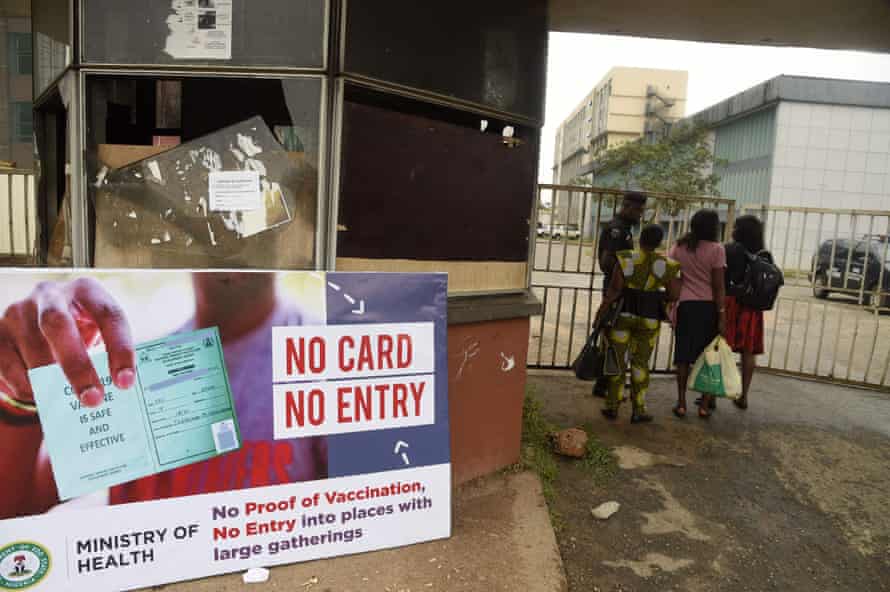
[29,327,241,501]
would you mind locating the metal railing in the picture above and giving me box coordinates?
[0,167,38,265]
[529,184,735,375]
[740,205,890,389]
[740,205,890,311]
[528,186,890,392]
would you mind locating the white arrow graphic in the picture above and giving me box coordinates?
[394,440,410,465]
[327,282,365,315]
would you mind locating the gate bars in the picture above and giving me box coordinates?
[528,185,890,391]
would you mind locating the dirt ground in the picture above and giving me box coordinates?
[528,370,890,592]
[145,471,565,592]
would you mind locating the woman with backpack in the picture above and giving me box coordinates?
[668,209,726,419]
[724,215,772,410]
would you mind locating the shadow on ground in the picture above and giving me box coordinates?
[528,370,890,592]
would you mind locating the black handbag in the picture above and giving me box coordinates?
[572,328,603,381]
[572,299,623,381]
[572,330,622,381]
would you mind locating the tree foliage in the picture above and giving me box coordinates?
[594,124,726,197]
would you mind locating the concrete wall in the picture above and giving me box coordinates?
[763,101,890,269]
[549,0,890,53]
[447,318,530,485]
[0,17,33,168]
[606,67,687,137]
[772,102,890,211]
[0,1,29,18]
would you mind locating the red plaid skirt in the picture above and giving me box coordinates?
[724,295,764,354]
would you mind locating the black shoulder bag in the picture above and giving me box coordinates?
[572,299,622,381]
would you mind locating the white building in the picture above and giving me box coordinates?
[687,75,890,269]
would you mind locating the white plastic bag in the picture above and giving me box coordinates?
[687,337,742,400]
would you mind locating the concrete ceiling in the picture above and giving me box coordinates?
[0,0,30,17]
[549,0,890,53]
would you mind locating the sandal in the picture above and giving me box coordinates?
[672,405,687,418]
[733,398,748,410]
[698,405,712,419]
[694,396,717,410]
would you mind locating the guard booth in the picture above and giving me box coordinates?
[28,0,548,484]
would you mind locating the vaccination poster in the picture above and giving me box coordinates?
[0,271,450,591]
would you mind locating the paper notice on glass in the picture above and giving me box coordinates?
[29,327,241,501]
[209,170,262,211]
[164,0,233,60]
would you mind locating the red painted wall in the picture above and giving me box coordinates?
[447,318,530,485]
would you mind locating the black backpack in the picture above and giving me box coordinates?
[738,250,783,311]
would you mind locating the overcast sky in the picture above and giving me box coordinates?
[540,33,890,182]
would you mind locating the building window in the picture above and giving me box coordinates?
[8,32,33,76]
[12,102,33,143]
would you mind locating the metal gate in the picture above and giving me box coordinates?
[0,166,38,265]
[739,205,890,390]
[527,185,890,392]
[528,184,735,375]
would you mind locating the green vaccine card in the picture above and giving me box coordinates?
[29,327,241,501]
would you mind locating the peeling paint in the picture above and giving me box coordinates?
[456,342,481,381]
[499,352,516,372]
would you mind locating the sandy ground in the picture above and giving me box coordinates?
[140,472,566,592]
[528,370,890,592]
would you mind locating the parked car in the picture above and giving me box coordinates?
[811,237,890,307]
[549,223,581,241]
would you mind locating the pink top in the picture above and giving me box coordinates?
[669,241,726,303]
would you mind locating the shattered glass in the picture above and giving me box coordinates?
[91,116,315,266]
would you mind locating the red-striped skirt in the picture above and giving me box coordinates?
[724,295,764,355]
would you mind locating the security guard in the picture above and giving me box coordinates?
[592,191,647,398]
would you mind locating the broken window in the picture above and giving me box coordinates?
[85,75,322,269]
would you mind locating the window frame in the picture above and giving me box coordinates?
[8,32,33,76]
[12,102,34,144]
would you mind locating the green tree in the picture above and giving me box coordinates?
[594,124,726,197]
